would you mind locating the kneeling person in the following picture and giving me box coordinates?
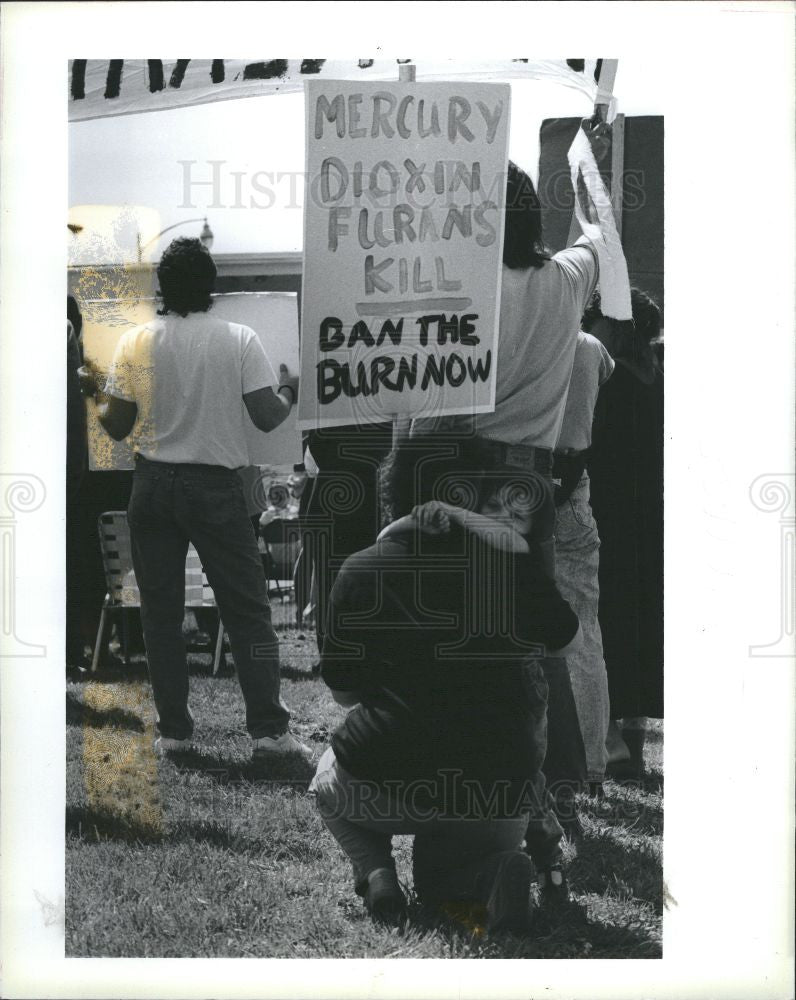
[313,436,581,931]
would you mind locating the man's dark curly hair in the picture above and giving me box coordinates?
[582,287,661,361]
[502,160,551,270]
[582,287,661,340]
[157,237,217,316]
[379,433,503,523]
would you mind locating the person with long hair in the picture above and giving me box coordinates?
[413,127,606,579]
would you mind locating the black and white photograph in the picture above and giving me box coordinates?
[0,3,794,998]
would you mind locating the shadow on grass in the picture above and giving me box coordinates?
[66,692,145,732]
[67,652,237,683]
[386,893,659,959]
[279,665,320,683]
[603,768,664,794]
[527,908,660,958]
[640,772,663,793]
[580,786,663,837]
[167,749,315,789]
[585,798,663,838]
[66,804,163,844]
[172,819,325,861]
[570,831,662,910]
[65,806,325,860]
[68,662,150,684]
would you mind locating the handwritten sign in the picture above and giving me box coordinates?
[298,80,510,429]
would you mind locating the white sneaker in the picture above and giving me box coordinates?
[154,736,193,755]
[252,732,313,758]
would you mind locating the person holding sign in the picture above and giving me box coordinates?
[411,130,607,831]
[413,146,602,578]
[78,237,309,758]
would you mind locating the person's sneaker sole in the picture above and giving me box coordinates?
[251,733,313,758]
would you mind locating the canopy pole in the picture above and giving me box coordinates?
[392,61,416,449]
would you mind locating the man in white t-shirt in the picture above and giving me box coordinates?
[79,238,308,758]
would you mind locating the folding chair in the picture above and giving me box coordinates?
[92,511,225,675]
[259,517,301,601]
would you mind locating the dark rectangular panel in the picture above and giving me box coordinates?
[538,115,664,322]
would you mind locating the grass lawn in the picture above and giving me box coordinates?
[65,598,663,959]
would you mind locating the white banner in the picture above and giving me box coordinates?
[68,58,604,122]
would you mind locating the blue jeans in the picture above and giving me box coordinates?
[312,748,562,899]
[554,475,609,780]
[128,456,289,740]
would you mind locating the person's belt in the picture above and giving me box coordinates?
[134,454,238,478]
[476,439,553,476]
[552,448,589,506]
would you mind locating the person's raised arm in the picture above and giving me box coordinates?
[243,363,298,433]
[438,503,530,554]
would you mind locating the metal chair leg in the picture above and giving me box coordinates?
[121,608,131,666]
[212,615,225,676]
[91,601,109,672]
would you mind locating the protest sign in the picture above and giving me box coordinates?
[298,79,511,429]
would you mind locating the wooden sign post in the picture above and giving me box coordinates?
[393,62,416,447]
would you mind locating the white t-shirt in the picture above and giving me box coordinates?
[413,241,598,449]
[106,312,277,468]
[556,331,614,451]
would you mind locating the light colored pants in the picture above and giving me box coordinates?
[554,475,610,781]
[311,748,561,899]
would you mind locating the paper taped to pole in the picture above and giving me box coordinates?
[81,291,303,470]
[567,128,632,320]
[298,79,511,430]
